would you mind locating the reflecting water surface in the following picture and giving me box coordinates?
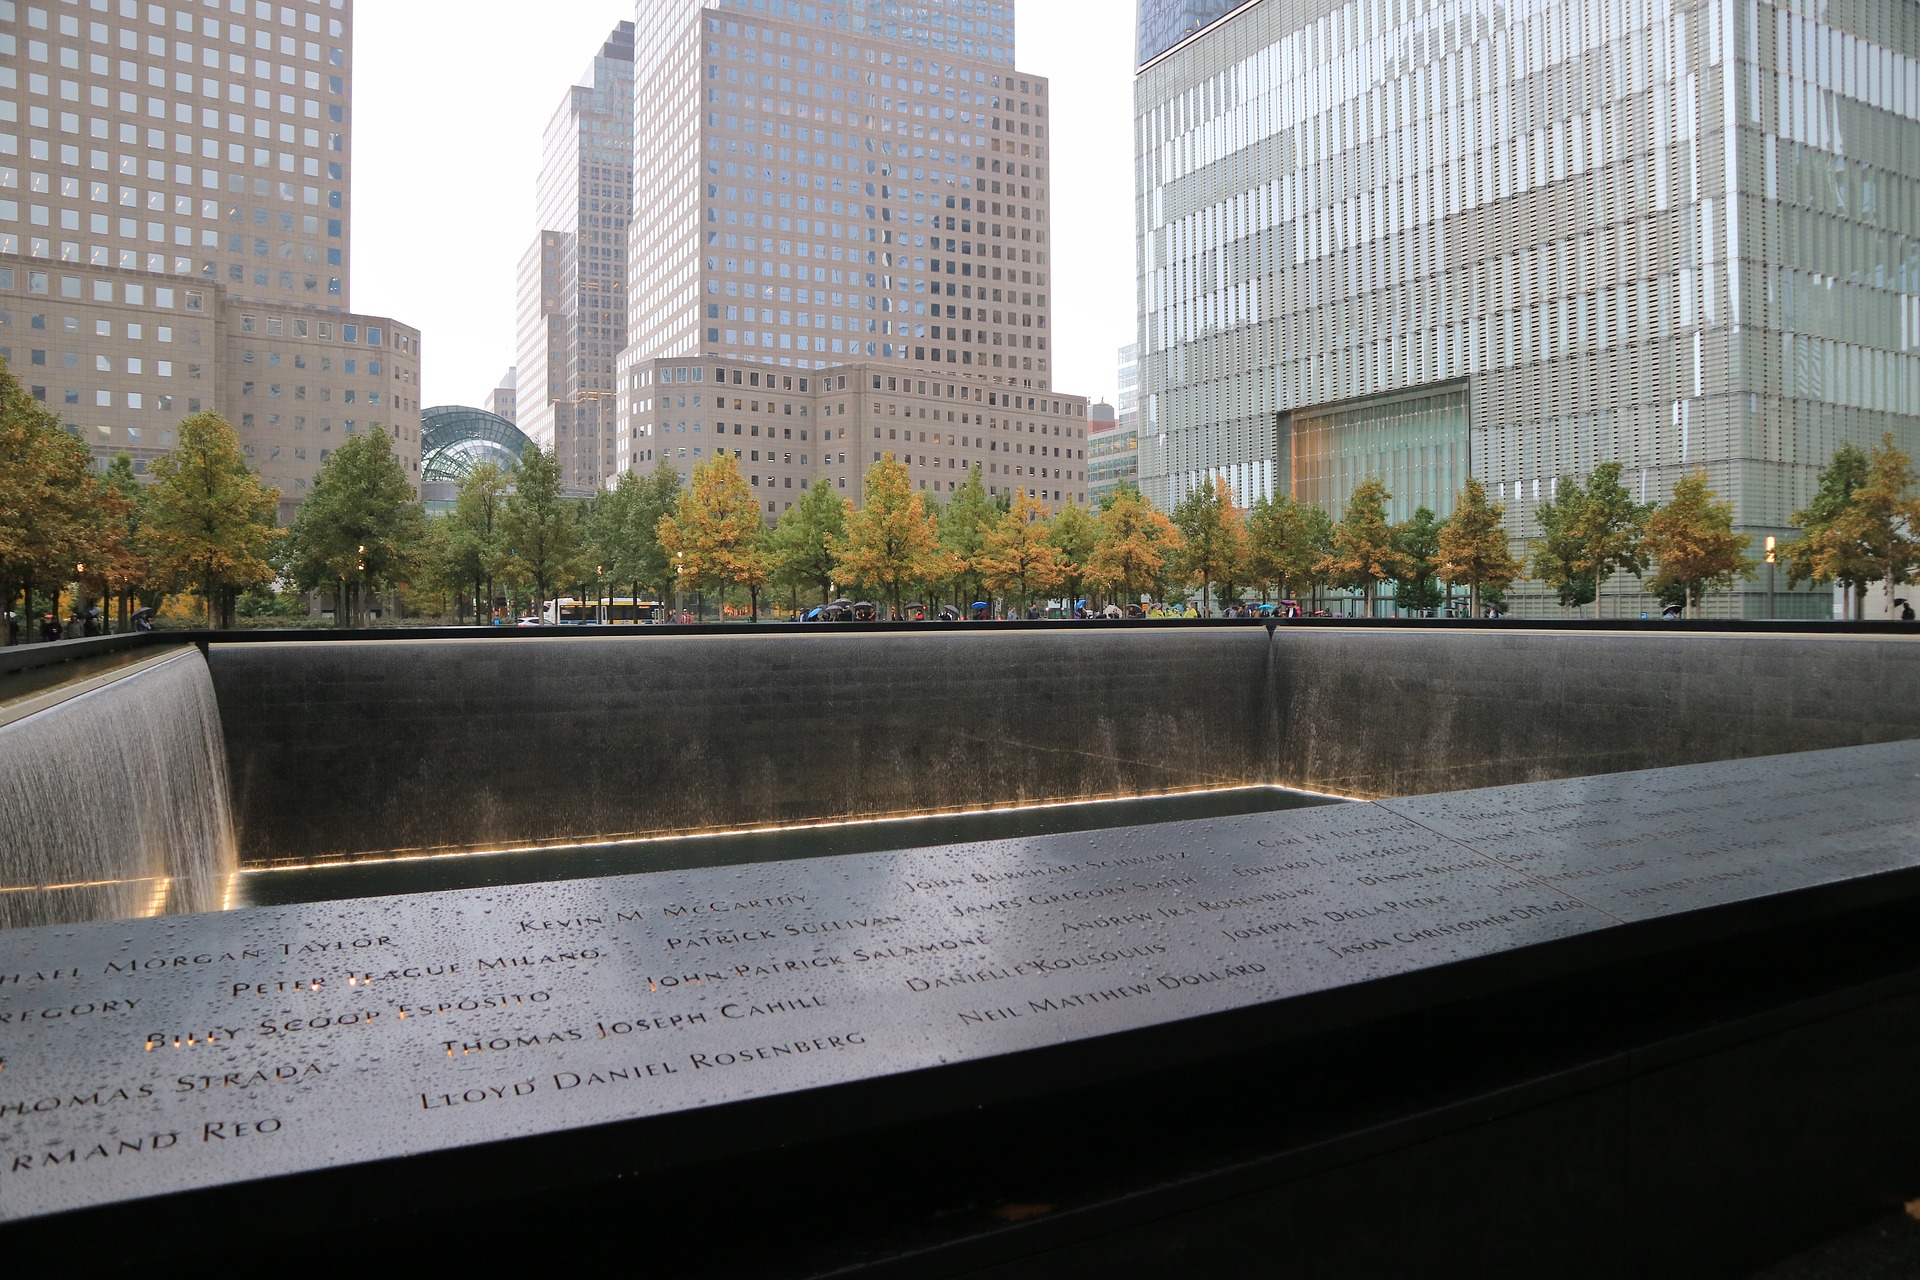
[239,787,1347,908]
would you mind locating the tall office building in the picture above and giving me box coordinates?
[614,0,1090,517]
[1089,341,1141,507]
[0,0,422,520]
[513,21,633,491]
[484,366,517,425]
[1135,0,1920,616]
[1136,0,1255,67]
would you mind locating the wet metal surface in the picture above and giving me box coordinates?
[0,740,1915,1222]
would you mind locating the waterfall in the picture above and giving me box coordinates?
[0,648,238,930]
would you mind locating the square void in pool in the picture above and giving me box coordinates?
[237,787,1349,908]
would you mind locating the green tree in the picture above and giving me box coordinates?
[1047,499,1097,612]
[1322,478,1402,617]
[97,453,151,631]
[1246,493,1322,604]
[631,458,685,602]
[1643,470,1755,614]
[657,453,771,619]
[144,412,281,628]
[438,460,510,624]
[500,445,585,611]
[282,426,427,627]
[1782,442,1873,618]
[768,477,850,606]
[587,467,667,615]
[1390,506,1446,616]
[976,488,1069,613]
[1171,475,1248,614]
[1297,502,1337,610]
[938,465,997,609]
[1830,435,1920,616]
[1436,476,1521,618]
[831,453,952,620]
[1573,462,1652,617]
[1530,477,1597,615]
[1084,482,1182,607]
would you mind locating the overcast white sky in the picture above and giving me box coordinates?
[350,1,1138,413]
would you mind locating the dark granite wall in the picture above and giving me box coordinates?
[209,628,1920,864]
[1269,629,1920,796]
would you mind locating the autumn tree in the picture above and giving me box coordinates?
[1171,475,1248,614]
[500,445,585,611]
[1084,482,1182,607]
[143,412,281,628]
[1782,443,1873,618]
[282,426,427,627]
[976,488,1069,613]
[657,452,772,619]
[1322,478,1402,617]
[1643,470,1754,614]
[0,361,109,632]
[1530,477,1597,615]
[1436,476,1521,618]
[831,453,952,620]
[768,476,848,607]
[1390,505,1445,616]
[1047,499,1097,612]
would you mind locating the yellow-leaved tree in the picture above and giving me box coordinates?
[658,452,770,619]
[831,453,954,620]
[976,488,1069,614]
[1084,483,1181,607]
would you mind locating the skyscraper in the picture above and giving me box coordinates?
[0,0,422,519]
[513,22,633,491]
[614,0,1090,517]
[1134,0,1920,616]
[484,367,517,426]
[1135,0,1254,67]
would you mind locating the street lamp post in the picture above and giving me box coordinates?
[1765,536,1776,621]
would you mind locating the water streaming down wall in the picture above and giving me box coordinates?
[0,648,238,929]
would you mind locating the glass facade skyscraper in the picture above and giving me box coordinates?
[1135,0,1920,615]
[1137,0,1255,67]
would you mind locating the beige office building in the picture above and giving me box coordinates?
[0,0,422,514]
[615,0,1086,513]
[630,355,1088,517]
[514,22,633,491]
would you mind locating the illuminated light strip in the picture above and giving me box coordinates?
[0,874,172,894]
[239,783,1359,877]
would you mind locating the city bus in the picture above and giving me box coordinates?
[540,597,664,625]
